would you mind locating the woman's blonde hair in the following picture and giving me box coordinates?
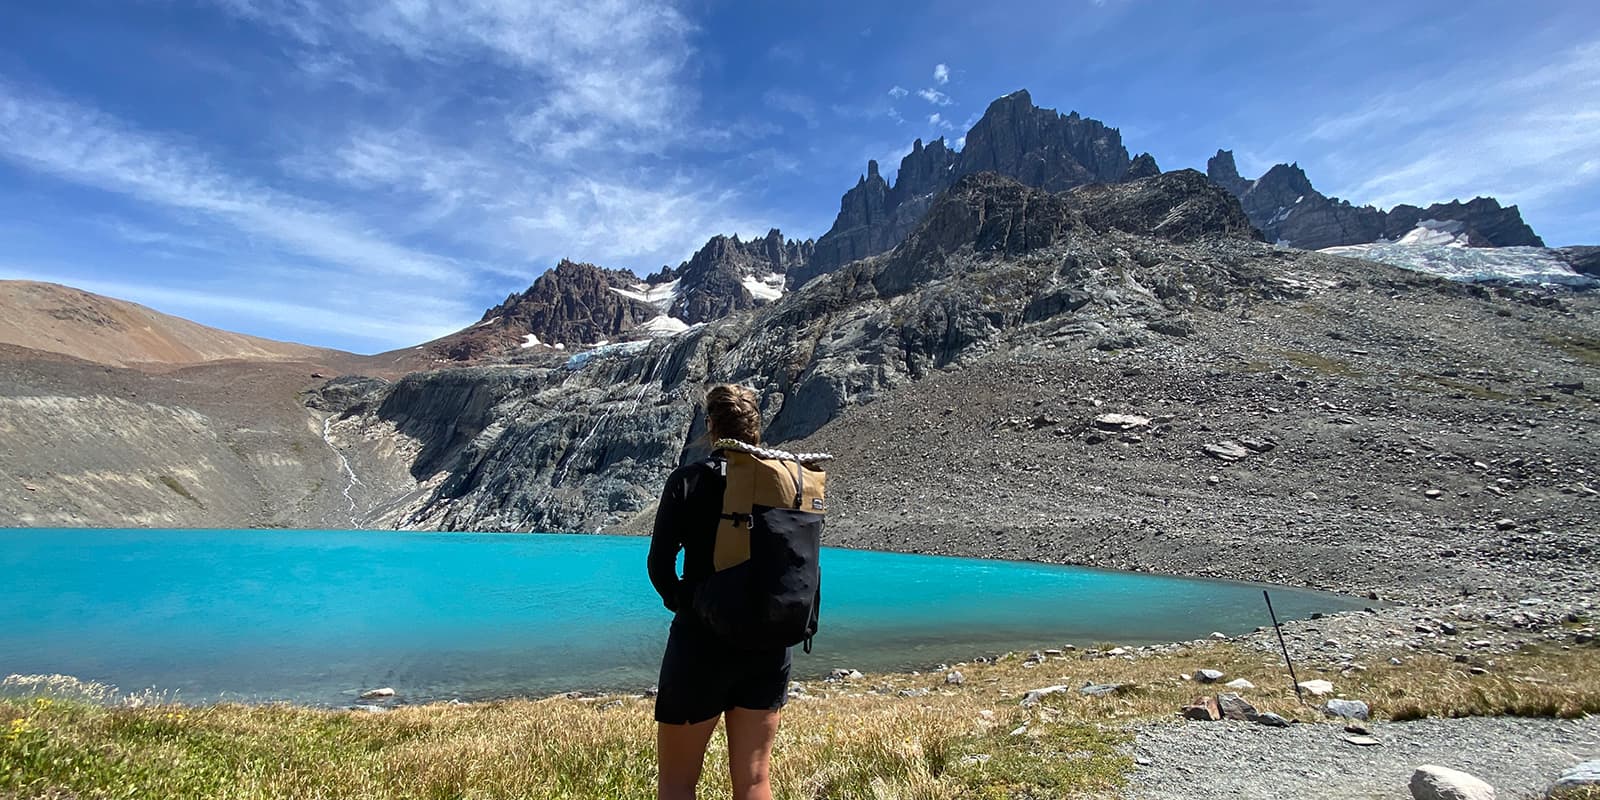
[704,384,761,444]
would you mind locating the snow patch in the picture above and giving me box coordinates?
[1321,240,1595,288]
[609,278,680,312]
[742,273,785,302]
[1394,219,1469,248]
[473,316,500,328]
[1267,205,1294,226]
[520,333,540,348]
[637,315,691,336]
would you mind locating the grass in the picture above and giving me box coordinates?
[1406,374,1517,403]
[1543,333,1600,366]
[1280,350,1365,379]
[3,643,1596,799]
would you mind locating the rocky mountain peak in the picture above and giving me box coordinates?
[1205,149,1251,197]
[798,89,1134,286]
[1124,152,1162,181]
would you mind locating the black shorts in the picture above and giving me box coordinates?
[654,615,792,725]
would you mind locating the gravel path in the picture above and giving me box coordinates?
[1128,715,1600,799]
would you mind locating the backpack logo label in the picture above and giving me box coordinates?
[811,498,825,510]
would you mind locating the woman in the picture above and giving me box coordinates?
[647,384,788,800]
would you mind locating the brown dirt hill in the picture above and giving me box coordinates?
[0,280,345,368]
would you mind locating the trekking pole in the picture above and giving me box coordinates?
[1263,590,1304,705]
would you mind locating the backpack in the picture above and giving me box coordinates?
[690,438,829,652]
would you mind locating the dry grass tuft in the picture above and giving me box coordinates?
[3,643,1596,799]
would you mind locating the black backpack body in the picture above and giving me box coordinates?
[690,439,828,652]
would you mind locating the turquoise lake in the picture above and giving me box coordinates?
[0,529,1366,705]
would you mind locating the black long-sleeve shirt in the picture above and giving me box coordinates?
[647,459,724,612]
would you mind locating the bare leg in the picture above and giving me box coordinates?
[657,717,720,800]
[725,706,781,800]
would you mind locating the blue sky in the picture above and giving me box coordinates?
[1,0,1596,353]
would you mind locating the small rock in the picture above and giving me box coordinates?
[1324,699,1371,720]
[958,754,992,766]
[359,687,395,699]
[1204,442,1250,462]
[1020,685,1069,707]
[1217,692,1257,722]
[1425,489,1444,499]
[1253,711,1290,728]
[1470,667,1489,676]
[1239,438,1276,453]
[1576,632,1594,645]
[945,671,965,686]
[1494,518,1517,531]
[1441,622,1459,635]
[1548,760,1600,795]
[1225,678,1255,689]
[1298,679,1335,697]
[828,668,865,681]
[1092,413,1151,431]
[350,703,388,713]
[1390,657,1404,666]
[1206,474,1221,485]
[1343,734,1381,747]
[898,688,930,698]
[1079,682,1123,697]
[1209,631,1228,640]
[1106,647,1128,657]
[1409,764,1495,800]
[1195,669,1225,683]
[1181,696,1222,721]
[1345,723,1371,735]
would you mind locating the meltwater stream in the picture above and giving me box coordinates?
[0,529,1367,705]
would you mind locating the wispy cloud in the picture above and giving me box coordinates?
[0,80,465,283]
[928,113,953,130]
[0,262,467,348]
[1307,40,1600,219]
[888,85,909,99]
[764,89,820,129]
[917,88,952,106]
[933,63,949,85]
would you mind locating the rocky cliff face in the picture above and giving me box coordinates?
[797,90,1133,286]
[1207,149,1544,249]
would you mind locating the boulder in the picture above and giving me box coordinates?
[1195,669,1225,683]
[359,687,395,699]
[1225,678,1255,689]
[1080,682,1124,697]
[1410,765,1496,800]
